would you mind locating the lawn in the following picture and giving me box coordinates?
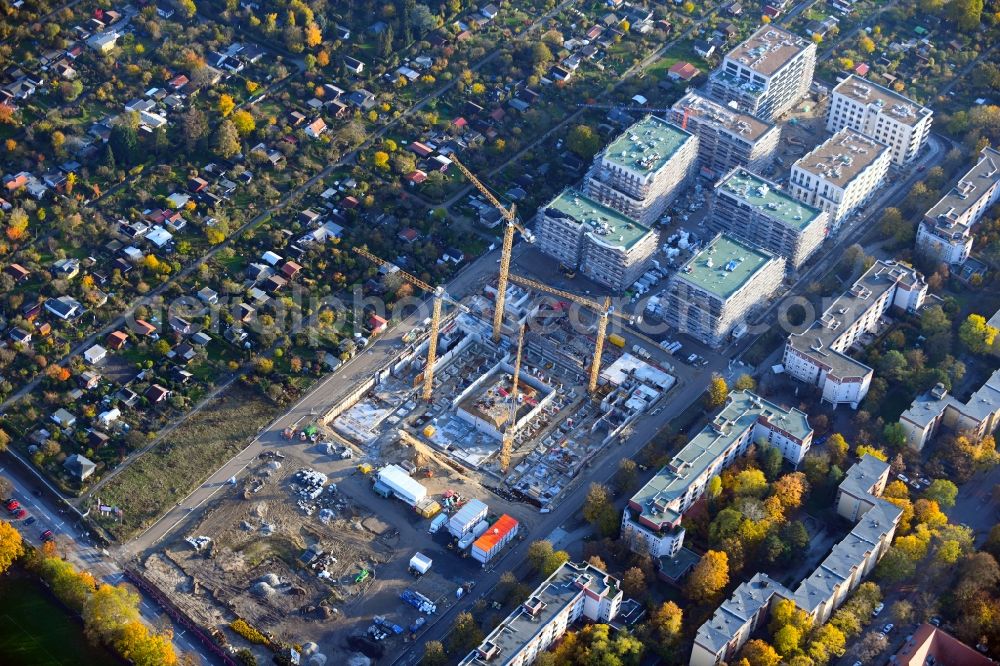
[93,385,282,541]
[0,571,120,666]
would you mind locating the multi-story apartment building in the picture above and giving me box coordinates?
[459,561,623,666]
[668,91,782,179]
[899,369,1000,451]
[916,147,1000,265]
[622,390,812,560]
[691,455,901,666]
[707,25,816,122]
[662,234,785,348]
[827,75,933,166]
[710,167,828,269]
[788,128,891,230]
[584,115,698,226]
[534,188,658,291]
[783,260,927,409]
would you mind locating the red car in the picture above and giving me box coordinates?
[13,509,27,519]
[6,499,20,513]
[40,530,54,542]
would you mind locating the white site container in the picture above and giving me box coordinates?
[377,464,428,506]
[448,499,488,538]
[409,552,432,575]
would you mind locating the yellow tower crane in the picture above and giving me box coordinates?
[506,273,628,396]
[449,154,535,343]
[499,324,525,473]
[353,247,463,402]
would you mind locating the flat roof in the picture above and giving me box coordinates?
[676,234,777,299]
[671,91,775,142]
[925,147,1000,231]
[724,25,811,77]
[461,562,618,665]
[629,390,810,527]
[833,75,931,127]
[543,188,654,250]
[792,127,889,188]
[600,115,693,177]
[787,260,924,380]
[717,168,822,230]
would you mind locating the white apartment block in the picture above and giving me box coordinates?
[788,128,891,230]
[691,455,900,666]
[708,25,816,122]
[534,188,659,291]
[828,75,933,166]
[662,234,785,348]
[459,562,623,666]
[711,167,829,269]
[783,260,927,409]
[584,115,698,226]
[623,390,812,561]
[917,147,1000,265]
[899,370,1000,451]
[668,91,782,180]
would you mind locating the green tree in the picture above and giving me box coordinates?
[959,314,997,354]
[83,584,141,645]
[920,305,951,336]
[807,624,846,664]
[621,567,646,598]
[109,123,138,166]
[773,624,802,657]
[883,422,908,449]
[566,124,601,158]
[922,479,958,508]
[759,445,783,480]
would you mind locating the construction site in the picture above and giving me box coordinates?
[131,156,680,665]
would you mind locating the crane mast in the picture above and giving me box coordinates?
[499,324,525,473]
[449,154,533,343]
[353,247,444,402]
[506,272,625,396]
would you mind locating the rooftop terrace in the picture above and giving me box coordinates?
[833,75,932,127]
[793,128,888,188]
[718,168,822,230]
[724,25,811,77]
[676,234,778,299]
[543,188,654,250]
[600,115,693,178]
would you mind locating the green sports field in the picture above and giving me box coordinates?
[0,571,119,665]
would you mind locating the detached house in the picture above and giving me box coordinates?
[45,295,84,321]
[304,118,327,139]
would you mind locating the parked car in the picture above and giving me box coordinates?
[872,602,884,616]
[882,623,894,634]
[896,473,910,484]
[930,616,941,627]
[6,499,20,513]
[23,517,35,526]
[13,509,27,519]
[40,530,54,541]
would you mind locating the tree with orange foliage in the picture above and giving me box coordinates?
[6,207,28,241]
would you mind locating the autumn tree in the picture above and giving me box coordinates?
[0,521,24,574]
[0,428,9,451]
[644,601,683,657]
[826,433,849,464]
[178,0,196,18]
[180,107,208,151]
[231,109,256,137]
[949,0,983,30]
[734,373,756,391]
[772,472,809,510]
[83,584,141,645]
[739,639,781,666]
[213,120,240,159]
[422,640,447,666]
[733,468,768,497]
[685,550,729,601]
[706,373,728,408]
[373,151,390,170]
[305,22,322,47]
[6,207,29,241]
[447,612,483,654]
[527,540,569,577]
[859,34,875,53]
[115,621,177,666]
[621,567,646,598]
[217,94,235,117]
[959,314,997,354]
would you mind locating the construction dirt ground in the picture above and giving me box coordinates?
[139,419,538,665]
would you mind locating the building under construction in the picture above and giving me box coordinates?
[668,91,782,181]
